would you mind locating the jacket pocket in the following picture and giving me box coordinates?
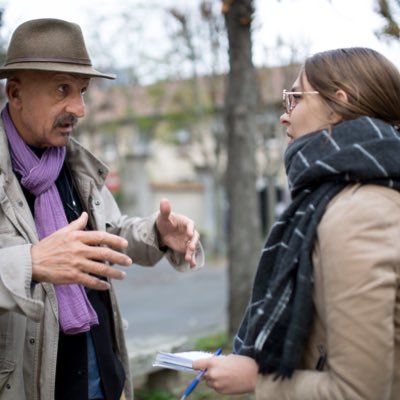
[0,209,27,247]
[0,359,15,393]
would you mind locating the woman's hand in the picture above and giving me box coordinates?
[192,354,258,394]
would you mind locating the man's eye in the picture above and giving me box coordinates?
[81,87,87,96]
[57,84,68,94]
[292,94,302,100]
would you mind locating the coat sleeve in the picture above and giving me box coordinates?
[0,244,44,321]
[255,185,399,400]
[100,186,193,271]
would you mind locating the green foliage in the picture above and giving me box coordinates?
[135,115,160,133]
[136,386,255,400]
[195,331,230,352]
[135,388,175,400]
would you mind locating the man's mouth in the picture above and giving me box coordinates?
[57,123,75,133]
[53,113,78,130]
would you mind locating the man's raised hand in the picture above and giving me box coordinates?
[31,212,132,290]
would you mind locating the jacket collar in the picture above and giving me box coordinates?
[66,137,109,190]
[0,119,109,190]
[0,121,14,184]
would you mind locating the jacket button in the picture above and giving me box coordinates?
[77,370,85,377]
[29,338,35,344]
[94,200,101,206]
[5,384,10,389]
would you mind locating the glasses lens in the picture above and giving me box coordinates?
[283,92,294,114]
[282,90,288,113]
[286,94,292,113]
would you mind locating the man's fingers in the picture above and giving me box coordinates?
[72,230,129,253]
[56,216,129,255]
[80,259,127,280]
[185,228,198,251]
[32,254,128,288]
[72,274,111,291]
[84,244,132,267]
[59,211,89,233]
[158,198,172,220]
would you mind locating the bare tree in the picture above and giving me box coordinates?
[223,0,262,336]
[0,8,6,106]
[375,0,400,39]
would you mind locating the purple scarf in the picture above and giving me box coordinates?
[2,105,98,334]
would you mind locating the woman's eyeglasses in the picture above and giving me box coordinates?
[282,89,319,114]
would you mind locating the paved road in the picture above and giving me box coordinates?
[112,258,228,341]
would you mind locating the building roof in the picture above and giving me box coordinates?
[85,63,300,125]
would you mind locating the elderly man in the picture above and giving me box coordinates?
[0,18,202,400]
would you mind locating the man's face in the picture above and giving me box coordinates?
[7,70,90,148]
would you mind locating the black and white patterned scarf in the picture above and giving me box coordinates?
[233,116,400,378]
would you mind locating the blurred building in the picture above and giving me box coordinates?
[76,64,299,253]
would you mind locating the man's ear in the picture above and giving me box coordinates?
[6,79,22,108]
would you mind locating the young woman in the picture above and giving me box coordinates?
[193,47,400,400]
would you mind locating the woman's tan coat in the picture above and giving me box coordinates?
[256,184,400,400]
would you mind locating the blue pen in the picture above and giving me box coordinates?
[180,347,223,400]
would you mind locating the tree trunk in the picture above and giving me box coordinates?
[223,0,262,337]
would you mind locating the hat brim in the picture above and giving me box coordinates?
[0,62,116,80]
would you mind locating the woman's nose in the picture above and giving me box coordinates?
[280,112,289,125]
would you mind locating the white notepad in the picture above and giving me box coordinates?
[153,351,215,373]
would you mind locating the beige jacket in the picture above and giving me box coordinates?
[0,126,188,400]
[256,184,400,400]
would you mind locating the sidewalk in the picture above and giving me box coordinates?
[126,334,192,388]
[112,257,228,388]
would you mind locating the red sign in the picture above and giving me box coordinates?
[105,171,121,193]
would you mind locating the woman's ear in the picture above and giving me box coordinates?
[326,89,348,124]
[335,89,348,103]
[324,89,348,124]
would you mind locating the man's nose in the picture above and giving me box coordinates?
[65,94,85,118]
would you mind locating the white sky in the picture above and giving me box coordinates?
[0,0,398,78]
[253,0,400,66]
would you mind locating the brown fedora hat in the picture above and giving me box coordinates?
[0,18,116,80]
